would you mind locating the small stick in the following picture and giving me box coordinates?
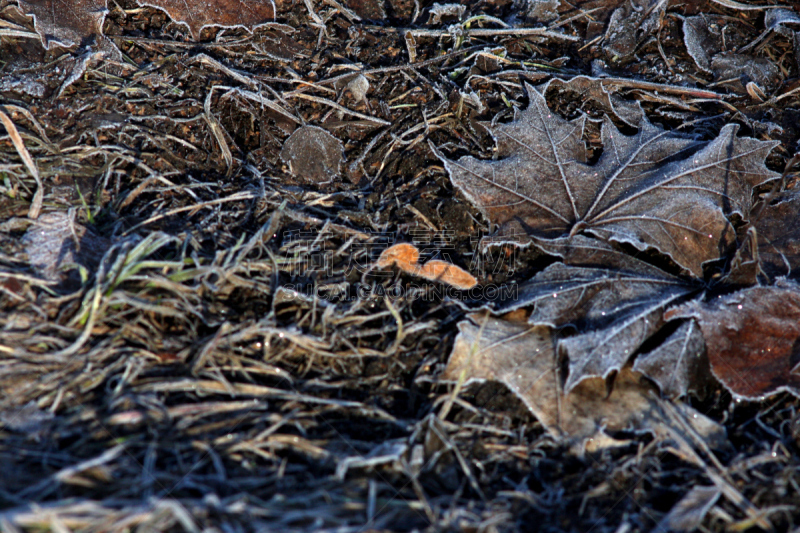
[598,77,726,100]
[408,27,580,42]
[287,92,391,126]
[710,0,788,9]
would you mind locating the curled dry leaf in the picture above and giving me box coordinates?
[667,283,800,400]
[375,243,477,290]
[135,0,277,39]
[438,83,779,277]
[742,8,800,53]
[764,8,800,33]
[658,485,721,533]
[721,226,761,286]
[442,314,725,450]
[682,15,721,73]
[426,3,466,25]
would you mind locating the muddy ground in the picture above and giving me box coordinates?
[2,0,800,531]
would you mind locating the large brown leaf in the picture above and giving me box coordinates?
[442,314,726,450]
[136,0,277,39]
[439,83,779,277]
[667,283,800,400]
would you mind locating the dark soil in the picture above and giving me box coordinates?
[2,0,800,531]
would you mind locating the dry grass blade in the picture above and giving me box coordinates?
[288,92,391,126]
[0,107,42,219]
[204,88,234,173]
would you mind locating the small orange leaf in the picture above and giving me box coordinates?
[375,243,477,290]
[375,243,418,270]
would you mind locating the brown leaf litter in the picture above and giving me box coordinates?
[441,312,726,452]
[435,66,800,449]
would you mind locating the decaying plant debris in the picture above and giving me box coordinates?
[3,0,800,531]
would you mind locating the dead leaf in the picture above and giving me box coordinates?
[23,212,110,288]
[376,243,477,290]
[486,236,708,393]
[721,226,761,286]
[19,0,277,48]
[711,53,781,95]
[497,239,700,390]
[515,0,559,23]
[345,0,386,20]
[438,83,779,277]
[526,233,653,271]
[741,8,800,53]
[604,0,667,60]
[544,76,644,128]
[18,0,108,49]
[683,14,784,95]
[633,320,709,399]
[756,188,800,278]
[134,0,277,39]
[280,125,344,185]
[682,15,722,73]
[426,3,466,25]
[658,485,721,532]
[442,314,725,450]
[764,8,800,34]
[667,282,800,400]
